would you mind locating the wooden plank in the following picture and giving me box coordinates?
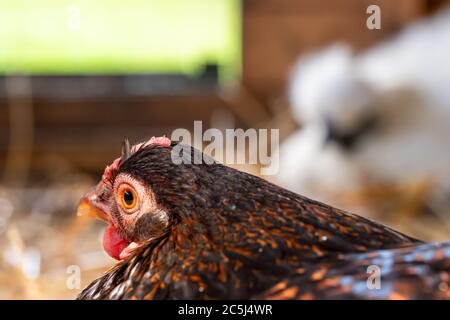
[242,0,427,100]
[0,93,247,176]
[0,94,227,126]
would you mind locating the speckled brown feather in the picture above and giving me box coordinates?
[76,144,447,300]
[257,241,450,299]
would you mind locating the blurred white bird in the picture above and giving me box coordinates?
[277,7,450,211]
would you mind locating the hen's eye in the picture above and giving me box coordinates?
[124,191,134,206]
[119,187,137,210]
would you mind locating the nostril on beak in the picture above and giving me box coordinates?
[77,191,109,222]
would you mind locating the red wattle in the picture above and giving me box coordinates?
[103,224,130,260]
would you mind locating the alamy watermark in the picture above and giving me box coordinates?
[367,265,381,290]
[170,121,279,176]
[66,264,81,290]
[366,5,381,30]
[66,4,81,31]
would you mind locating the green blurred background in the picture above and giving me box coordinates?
[0,0,241,83]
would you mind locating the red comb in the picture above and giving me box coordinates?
[102,157,121,184]
[148,136,171,147]
[131,136,171,153]
[101,136,171,184]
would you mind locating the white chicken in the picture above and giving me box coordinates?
[276,7,450,210]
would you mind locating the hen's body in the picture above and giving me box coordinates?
[78,143,450,300]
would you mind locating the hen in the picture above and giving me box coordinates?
[77,137,450,299]
[278,8,450,203]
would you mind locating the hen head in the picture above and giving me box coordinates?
[78,136,183,260]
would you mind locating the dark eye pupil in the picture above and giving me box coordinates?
[123,190,134,206]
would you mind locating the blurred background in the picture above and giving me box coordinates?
[1,0,450,299]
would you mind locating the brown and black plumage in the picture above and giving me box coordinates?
[77,137,450,300]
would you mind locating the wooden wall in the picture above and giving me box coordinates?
[242,0,427,103]
[0,94,232,179]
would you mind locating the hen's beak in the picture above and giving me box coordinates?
[77,188,109,222]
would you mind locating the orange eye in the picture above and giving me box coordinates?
[119,187,137,210]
